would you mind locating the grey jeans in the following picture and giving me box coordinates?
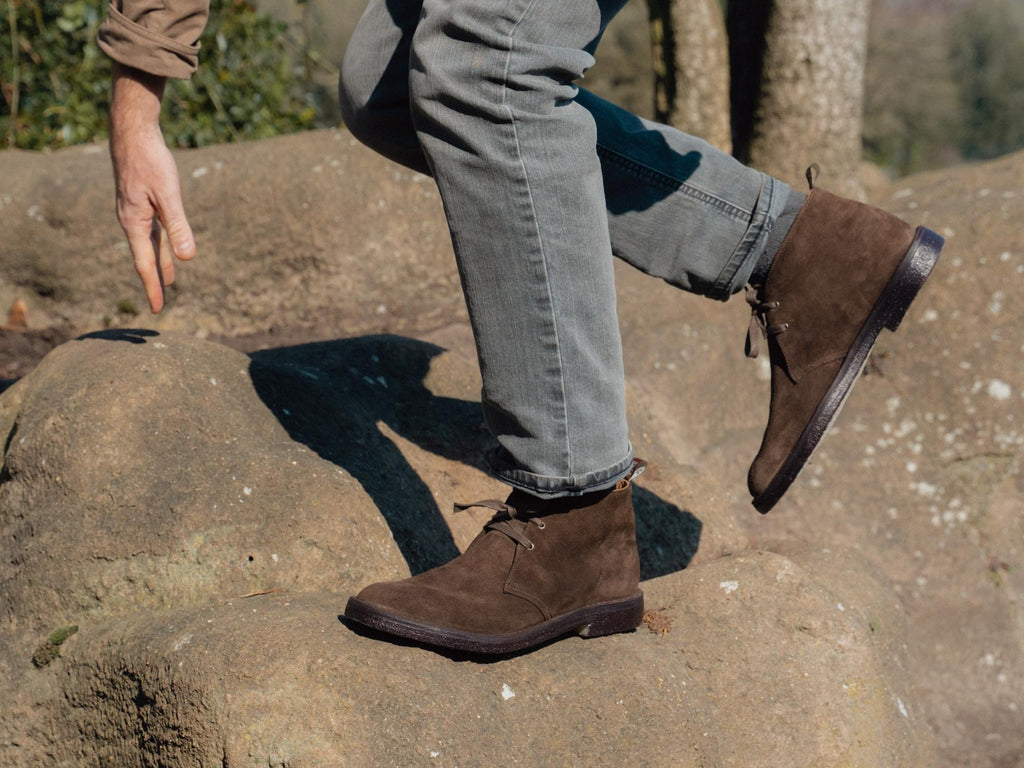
[339,0,792,497]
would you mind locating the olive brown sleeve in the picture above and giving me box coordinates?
[98,0,210,79]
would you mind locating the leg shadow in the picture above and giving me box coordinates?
[248,335,492,574]
[633,485,702,580]
[68,330,705,581]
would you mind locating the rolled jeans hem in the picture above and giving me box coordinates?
[706,173,791,301]
[486,444,636,499]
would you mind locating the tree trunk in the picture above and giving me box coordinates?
[733,0,871,197]
[648,0,732,153]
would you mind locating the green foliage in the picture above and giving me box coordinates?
[161,0,318,147]
[950,0,1024,161]
[863,0,1024,175]
[2,0,111,148]
[31,624,79,668]
[1,0,320,150]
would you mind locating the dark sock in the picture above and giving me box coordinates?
[749,189,807,286]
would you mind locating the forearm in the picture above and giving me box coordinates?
[109,63,167,188]
[110,64,165,141]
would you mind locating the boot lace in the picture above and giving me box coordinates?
[744,283,789,359]
[453,499,545,550]
[744,163,817,360]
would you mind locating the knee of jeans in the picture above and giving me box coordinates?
[409,7,593,123]
[408,22,482,120]
[337,67,379,149]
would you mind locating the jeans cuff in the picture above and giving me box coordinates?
[707,173,792,300]
[485,444,636,498]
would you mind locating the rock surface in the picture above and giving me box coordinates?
[1,133,1022,766]
[1,334,931,767]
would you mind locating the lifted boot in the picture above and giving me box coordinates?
[746,182,943,513]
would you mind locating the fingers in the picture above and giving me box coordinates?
[156,222,176,289]
[124,216,166,314]
[111,119,194,314]
[155,184,196,263]
[117,167,195,313]
[123,208,189,314]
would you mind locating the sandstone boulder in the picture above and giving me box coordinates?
[1,333,933,766]
[2,133,1023,766]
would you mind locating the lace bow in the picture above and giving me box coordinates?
[453,499,545,550]
[744,284,789,359]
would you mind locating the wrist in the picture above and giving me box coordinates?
[110,63,167,137]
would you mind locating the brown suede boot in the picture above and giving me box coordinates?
[746,185,943,513]
[344,461,645,654]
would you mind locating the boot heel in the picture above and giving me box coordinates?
[577,593,645,638]
[881,226,944,332]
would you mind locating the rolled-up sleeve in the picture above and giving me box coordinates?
[98,0,210,79]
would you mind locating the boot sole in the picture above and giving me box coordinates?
[753,226,945,514]
[344,591,645,655]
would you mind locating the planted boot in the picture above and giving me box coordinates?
[344,461,645,654]
[746,182,943,513]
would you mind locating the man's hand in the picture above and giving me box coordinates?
[109,63,196,313]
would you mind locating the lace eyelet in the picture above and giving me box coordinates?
[524,542,535,551]
[535,521,546,530]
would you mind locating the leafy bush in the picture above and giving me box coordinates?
[950,0,1024,161]
[863,0,1024,174]
[1,0,320,150]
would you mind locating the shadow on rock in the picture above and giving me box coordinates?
[634,485,701,580]
[77,328,159,344]
[248,335,485,575]
[66,331,702,579]
[246,334,703,580]
[248,334,703,578]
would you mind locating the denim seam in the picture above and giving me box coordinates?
[501,0,574,479]
[597,144,750,222]
[707,174,777,300]
[488,443,635,497]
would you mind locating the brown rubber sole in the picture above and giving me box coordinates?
[753,226,945,514]
[344,591,645,655]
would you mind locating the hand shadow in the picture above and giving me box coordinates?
[77,328,159,344]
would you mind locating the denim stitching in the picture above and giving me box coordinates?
[500,0,574,479]
[597,145,750,222]
[489,445,635,497]
[706,174,785,300]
